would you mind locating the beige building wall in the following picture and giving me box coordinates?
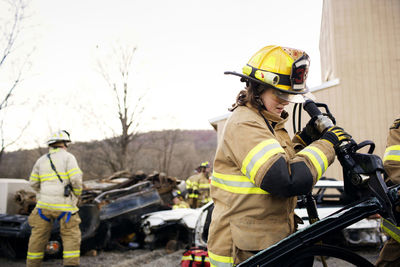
[317,0,400,179]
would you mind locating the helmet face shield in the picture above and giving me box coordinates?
[273,89,315,103]
[291,54,310,91]
[273,90,304,103]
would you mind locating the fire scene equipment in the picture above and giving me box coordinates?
[47,130,71,145]
[181,247,210,267]
[224,45,313,103]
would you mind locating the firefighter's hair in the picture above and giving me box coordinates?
[229,81,273,112]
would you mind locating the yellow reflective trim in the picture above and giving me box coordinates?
[384,145,400,162]
[208,250,234,267]
[40,175,70,182]
[298,146,328,180]
[36,201,77,212]
[241,139,284,183]
[27,251,44,260]
[381,218,400,243]
[30,176,40,181]
[28,252,44,255]
[63,250,80,254]
[211,171,268,195]
[67,168,82,177]
[199,183,210,189]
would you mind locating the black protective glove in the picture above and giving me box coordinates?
[295,117,321,146]
[321,126,352,147]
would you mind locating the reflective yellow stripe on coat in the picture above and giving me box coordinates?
[208,251,234,267]
[211,171,268,194]
[241,139,285,183]
[36,201,78,212]
[383,145,400,162]
[297,146,328,180]
[381,218,400,243]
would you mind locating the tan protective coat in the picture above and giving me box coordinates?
[207,104,335,265]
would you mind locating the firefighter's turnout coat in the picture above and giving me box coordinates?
[29,148,83,212]
[187,172,211,208]
[377,116,400,267]
[207,104,335,266]
[27,147,83,267]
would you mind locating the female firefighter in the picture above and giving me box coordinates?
[207,45,351,266]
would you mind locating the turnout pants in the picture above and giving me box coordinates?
[26,208,81,267]
[376,238,400,267]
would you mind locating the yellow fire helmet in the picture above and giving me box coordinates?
[225,45,314,103]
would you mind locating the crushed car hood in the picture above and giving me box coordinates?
[142,208,202,229]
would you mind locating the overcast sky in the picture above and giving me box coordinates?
[1,0,324,150]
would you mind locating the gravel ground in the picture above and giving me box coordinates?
[0,248,184,267]
[0,247,380,267]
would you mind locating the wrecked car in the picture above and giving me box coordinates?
[194,178,385,248]
[140,203,211,252]
[0,176,163,259]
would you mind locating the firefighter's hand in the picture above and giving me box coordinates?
[321,126,352,147]
[295,118,321,146]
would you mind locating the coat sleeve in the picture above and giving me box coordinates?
[224,119,335,197]
[66,154,83,196]
[383,117,400,184]
[29,160,41,193]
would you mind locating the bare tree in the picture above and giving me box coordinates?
[96,44,146,172]
[147,130,180,175]
[0,0,33,165]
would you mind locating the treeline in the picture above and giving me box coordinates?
[0,129,217,181]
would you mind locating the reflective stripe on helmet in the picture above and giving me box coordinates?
[211,171,269,195]
[297,146,328,180]
[241,139,285,184]
[383,145,400,162]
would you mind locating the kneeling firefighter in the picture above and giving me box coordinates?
[27,130,83,267]
[207,45,351,266]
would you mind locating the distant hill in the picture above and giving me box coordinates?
[0,129,217,181]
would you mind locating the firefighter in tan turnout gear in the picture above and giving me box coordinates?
[376,117,400,267]
[207,45,351,266]
[186,161,211,208]
[27,130,83,267]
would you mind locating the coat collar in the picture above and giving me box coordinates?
[246,103,288,130]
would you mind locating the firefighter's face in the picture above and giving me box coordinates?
[260,88,289,115]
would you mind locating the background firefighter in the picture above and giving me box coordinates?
[207,45,351,266]
[186,161,211,208]
[376,117,400,267]
[26,130,83,267]
[171,190,190,209]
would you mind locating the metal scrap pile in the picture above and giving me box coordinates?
[81,170,181,209]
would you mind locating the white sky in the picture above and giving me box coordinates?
[1,0,324,150]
